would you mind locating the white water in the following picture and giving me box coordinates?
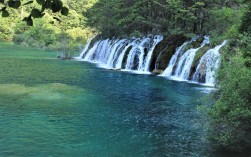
[106,39,126,68]
[160,42,190,77]
[77,38,93,60]
[78,35,226,86]
[93,39,110,63]
[115,40,139,69]
[141,35,163,72]
[171,36,210,81]
[125,38,150,70]
[110,41,127,68]
[84,41,102,61]
[192,40,227,86]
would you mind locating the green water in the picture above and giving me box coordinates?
[0,43,231,157]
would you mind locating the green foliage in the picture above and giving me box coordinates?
[207,7,243,35]
[237,33,251,67]
[0,0,97,51]
[0,0,68,26]
[240,1,251,34]
[0,7,19,41]
[209,36,251,152]
[0,20,14,41]
[84,0,243,37]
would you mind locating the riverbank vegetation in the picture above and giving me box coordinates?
[1,0,250,154]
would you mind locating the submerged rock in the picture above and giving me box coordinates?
[152,69,163,75]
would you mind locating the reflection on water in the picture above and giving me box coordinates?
[0,45,240,157]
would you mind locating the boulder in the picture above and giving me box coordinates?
[152,69,163,75]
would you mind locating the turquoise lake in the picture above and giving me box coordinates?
[0,43,234,157]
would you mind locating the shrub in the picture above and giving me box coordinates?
[209,48,251,152]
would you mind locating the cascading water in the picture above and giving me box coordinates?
[77,38,93,60]
[93,39,110,63]
[160,41,190,77]
[78,35,226,86]
[114,39,136,69]
[83,41,102,61]
[100,40,117,65]
[124,38,151,71]
[110,41,128,68]
[140,35,164,72]
[171,36,210,81]
[105,39,126,68]
[192,40,227,86]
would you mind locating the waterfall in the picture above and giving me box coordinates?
[93,39,110,63]
[80,36,163,73]
[192,40,227,86]
[123,35,163,73]
[78,35,226,86]
[160,41,190,77]
[77,38,93,60]
[171,36,210,81]
[100,40,116,65]
[83,41,102,61]
[141,35,163,71]
[115,39,139,69]
[106,39,127,68]
[124,37,150,70]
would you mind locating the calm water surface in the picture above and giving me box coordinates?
[0,43,231,157]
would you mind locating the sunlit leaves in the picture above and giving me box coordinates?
[0,0,69,26]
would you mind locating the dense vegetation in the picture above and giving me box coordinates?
[1,0,251,154]
[0,0,97,52]
[84,0,243,38]
[207,0,251,152]
[209,32,251,152]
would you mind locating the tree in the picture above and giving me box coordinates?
[240,0,251,34]
[84,0,239,37]
[0,0,69,26]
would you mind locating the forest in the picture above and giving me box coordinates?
[0,0,251,155]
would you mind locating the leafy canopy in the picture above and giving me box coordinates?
[0,0,69,26]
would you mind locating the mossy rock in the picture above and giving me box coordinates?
[152,69,163,75]
[150,34,188,71]
[191,36,204,48]
[189,45,211,80]
[181,36,208,53]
